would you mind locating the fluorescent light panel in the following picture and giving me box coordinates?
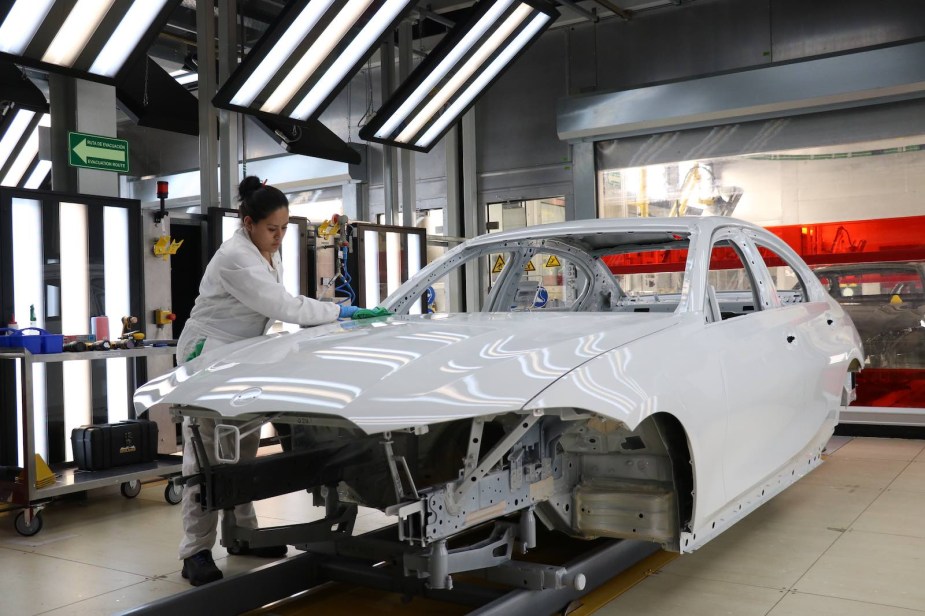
[104,206,130,422]
[360,0,556,152]
[0,111,50,188]
[397,4,533,144]
[12,198,47,462]
[0,109,35,169]
[214,0,417,123]
[43,0,117,67]
[60,202,91,460]
[417,13,551,148]
[0,0,54,54]
[0,0,176,81]
[375,0,516,138]
[230,0,336,107]
[290,0,410,120]
[90,0,171,77]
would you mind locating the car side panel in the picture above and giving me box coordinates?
[524,316,730,528]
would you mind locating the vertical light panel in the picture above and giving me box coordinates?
[364,229,380,306]
[386,232,401,296]
[407,233,422,315]
[104,206,130,422]
[282,220,300,297]
[11,198,47,462]
[59,202,91,460]
[222,216,238,242]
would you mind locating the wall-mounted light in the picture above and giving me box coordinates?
[0,0,180,83]
[360,0,557,152]
[213,0,418,126]
[0,107,51,189]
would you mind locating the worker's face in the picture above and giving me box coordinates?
[245,207,289,257]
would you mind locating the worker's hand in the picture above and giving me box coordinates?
[351,307,393,320]
[338,304,360,319]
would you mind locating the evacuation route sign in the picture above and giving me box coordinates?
[68,131,129,173]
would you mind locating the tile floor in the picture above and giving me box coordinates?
[0,436,922,615]
[596,436,925,616]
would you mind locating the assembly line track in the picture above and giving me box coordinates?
[119,534,660,615]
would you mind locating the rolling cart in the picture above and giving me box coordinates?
[0,346,183,536]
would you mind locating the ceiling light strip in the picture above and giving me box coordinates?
[261,0,375,114]
[374,0,516,139]
[290,0,414,120]
[89,0,170,77]
[23,159,52,190]
[396,4,534,144]
[2,123,39,186]
[416,12,551,148]
[230,0,337,107]
[0,109,35,172]
[42,0,116,67]
[0,0,55,55]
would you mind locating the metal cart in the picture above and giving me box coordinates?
[0,346,183,536]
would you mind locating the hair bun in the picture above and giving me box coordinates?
[238,176,263,200]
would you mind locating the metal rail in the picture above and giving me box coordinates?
[118,528,660,615]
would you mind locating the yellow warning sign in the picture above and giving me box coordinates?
[545,255,561,267]
[524,261,536,271]
[492,255,505,273]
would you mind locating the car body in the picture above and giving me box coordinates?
[135,216,863,571]
[813,262,925,368]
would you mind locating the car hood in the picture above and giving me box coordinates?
[134,312,677,433]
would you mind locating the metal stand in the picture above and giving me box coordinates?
[0,347,181,535]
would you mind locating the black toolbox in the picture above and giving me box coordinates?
[70,420,158,471]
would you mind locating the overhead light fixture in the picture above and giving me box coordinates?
[214,0,418,125]
[0,0,180,84]
[359,0,557,152]
[170,69,198,87]
[0,107,51,189]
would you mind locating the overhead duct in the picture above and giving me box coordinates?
[116,55,198,136]
[558,40,925,142]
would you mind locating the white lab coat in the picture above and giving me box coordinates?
[176,226,339,360]
[176,226,339,559]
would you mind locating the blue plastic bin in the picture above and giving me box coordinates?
[0,327,16,349]
[8,328,63,354]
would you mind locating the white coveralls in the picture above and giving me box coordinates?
[177,227,340,560]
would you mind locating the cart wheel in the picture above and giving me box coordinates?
[164,482,182,505]
[14,510,43,537]
[121,480,142,498]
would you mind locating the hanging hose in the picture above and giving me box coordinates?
[335,245,357,304]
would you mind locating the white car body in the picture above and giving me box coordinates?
[136,216,863,555]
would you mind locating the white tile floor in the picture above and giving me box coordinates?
[596,436,925,616]
[0,436,923,615]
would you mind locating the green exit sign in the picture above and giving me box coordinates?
[68,131,129,173]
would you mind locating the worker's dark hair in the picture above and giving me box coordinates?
[238,176,288,223]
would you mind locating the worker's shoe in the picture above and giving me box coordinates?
[181,550,223,586]
[227,544,288,558]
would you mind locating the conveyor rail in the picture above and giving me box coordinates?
[119,528,660,616]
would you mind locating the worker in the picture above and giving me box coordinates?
[178,175,383,586]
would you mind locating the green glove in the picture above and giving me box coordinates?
[351,307,393,320]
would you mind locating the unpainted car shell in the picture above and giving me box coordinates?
[135,216,864,553]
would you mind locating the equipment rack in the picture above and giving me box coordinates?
[0,347,182,536]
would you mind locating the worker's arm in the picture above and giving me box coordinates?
[221,263,340,326]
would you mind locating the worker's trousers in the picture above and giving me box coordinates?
[178,417,260,559]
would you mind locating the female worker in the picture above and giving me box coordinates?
[178,176,370,586]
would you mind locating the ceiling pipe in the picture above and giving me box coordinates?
[556,0,599,23]
[589,0,632,20]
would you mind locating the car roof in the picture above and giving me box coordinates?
[465,216,765,250]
